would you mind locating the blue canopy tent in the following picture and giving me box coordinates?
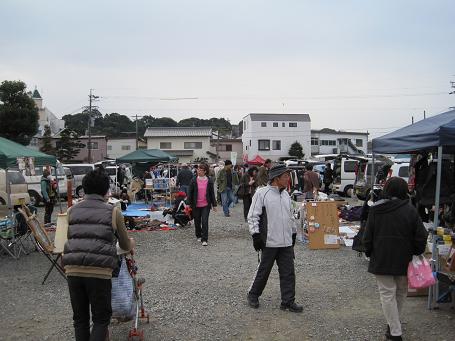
[372,109,455,154]
[372,109,455,309]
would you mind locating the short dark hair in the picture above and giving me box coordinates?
[198,162,209,174]
[305,164,313,171]
[383,177,409,200]
[82,167,110,196]
[264,159,272,165]
[247,166,258,176]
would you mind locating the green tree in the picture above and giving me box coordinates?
[100,113,135,137]
[40,125,56,155]
[288,141,304,159]
[62,109,103,136]
[0,80,39,145]
[56,129,85,161]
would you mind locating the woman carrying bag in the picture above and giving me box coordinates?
[238,166,258,222]
[363,177,428,340]
[188,163,217,246]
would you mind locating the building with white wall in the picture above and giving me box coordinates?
[144,127,215,163]
[241,113,311,162]
[107,136,147,159]
[211,138,243,165]
[310,128,369,155]
[28,88,65,150]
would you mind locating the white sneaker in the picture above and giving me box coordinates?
[202,241,208,246]
[197,238,201,242]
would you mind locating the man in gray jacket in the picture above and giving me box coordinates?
[247,164,303,313]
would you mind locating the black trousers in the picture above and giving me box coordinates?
[242,194,252,221]
[68,276,112,341]
[193,205,210,242]
[44,200,54,224]
[248,246,296,305]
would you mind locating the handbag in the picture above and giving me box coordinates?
[111,256,136,320]
[407,255,436,289]
[236,184,247,198]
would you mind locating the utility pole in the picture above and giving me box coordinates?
[87,89,99,163]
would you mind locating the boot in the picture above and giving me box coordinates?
[280,302,303,313]
[247,293,259,309]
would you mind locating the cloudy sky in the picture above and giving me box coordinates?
[1,0,454,137]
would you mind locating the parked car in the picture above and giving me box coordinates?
[332,155,364,197]
[0,169,30,206]
[62,164,95,197]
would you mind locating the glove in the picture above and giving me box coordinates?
[292,233,296,247]
[252,233,264,251]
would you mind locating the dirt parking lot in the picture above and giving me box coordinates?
[1,203,454,341]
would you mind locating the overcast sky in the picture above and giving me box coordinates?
[1,0,454,137]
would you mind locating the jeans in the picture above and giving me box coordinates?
[193,205,211,242]
[375,275,408,337]
[68,276,112,341]
[221,188,235,216]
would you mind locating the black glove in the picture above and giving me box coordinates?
[292,233,296,247]
[252,233,264,251]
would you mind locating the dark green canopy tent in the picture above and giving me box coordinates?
[0,136,57,168]
[116,149,177,177]
[116,149,176,163]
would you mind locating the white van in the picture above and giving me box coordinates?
[332,155,363,196]
[0,169,30,206]
[22,164,71,206]
[62,164,95,197]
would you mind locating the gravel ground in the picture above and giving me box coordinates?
[1,201,454,341]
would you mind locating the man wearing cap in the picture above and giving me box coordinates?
[247,164,303,313]
[216,160,239,217]
[176,163,194,195]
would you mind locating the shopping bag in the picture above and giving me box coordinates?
[407,255,436,289]
[111,256,136,321]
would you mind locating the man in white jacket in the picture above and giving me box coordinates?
[247,164,303,313]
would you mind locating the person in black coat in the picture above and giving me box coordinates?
[363,177,428,341]
[188,163,217,246]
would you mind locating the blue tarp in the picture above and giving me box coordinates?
[372,109,455,154]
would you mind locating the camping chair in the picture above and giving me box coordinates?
[0,217,17,259]
[18,206,67,284]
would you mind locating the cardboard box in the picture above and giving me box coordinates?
[306,201,340,250]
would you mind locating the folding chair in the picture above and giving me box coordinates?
[18,207,67,284]
[0,217,17,259]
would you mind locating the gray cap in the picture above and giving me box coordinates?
[268,164,291,180]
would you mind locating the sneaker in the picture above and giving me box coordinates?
[247,294,259,309]
[224,213,230,217]
[202,241,208,246]
[197,238,201,242]
[280,302,303,313]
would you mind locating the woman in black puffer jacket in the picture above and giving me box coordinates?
[363,177,428,341]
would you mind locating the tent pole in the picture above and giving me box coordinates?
[428,146,443,310]
[56,165,63,214]
[433,146,442,228]
[6,167,12,217]
[371,153,375,194]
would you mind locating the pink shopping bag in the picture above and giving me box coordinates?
[407,255,436,289]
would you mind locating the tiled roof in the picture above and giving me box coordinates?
[144,127,212,137]
[247,113,311,122]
